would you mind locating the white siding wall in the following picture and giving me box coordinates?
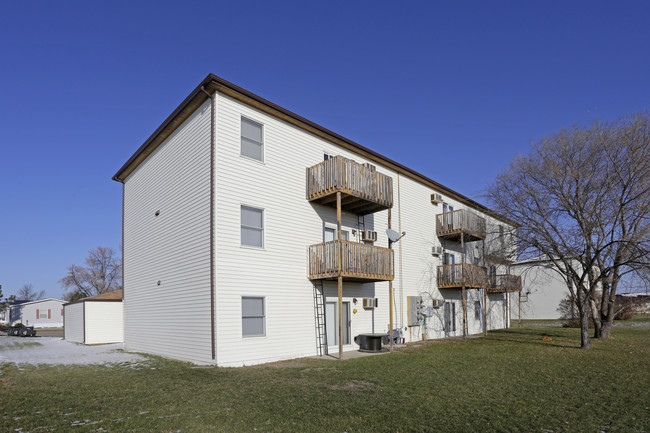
[511,264,568,319]
[85,302,124,344]
[15,299,64,328]
[213,93,394,366]
[64,303,84,343]
[123,100,213,363]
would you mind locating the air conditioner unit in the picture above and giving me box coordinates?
[362,298,375,309]
[361,230,378,242]
[431,193,442,204]
[431,246,443,256]
[432,299,445,308]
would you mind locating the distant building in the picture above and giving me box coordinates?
[2,298,65,328]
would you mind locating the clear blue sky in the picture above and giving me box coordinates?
[1,1,649,299]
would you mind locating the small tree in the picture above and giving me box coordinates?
[18,283,45,301]
[59,247,122,299]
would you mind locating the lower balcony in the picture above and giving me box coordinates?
[437,263,488,289]
[487,274,522,293]
[308,240,394,282]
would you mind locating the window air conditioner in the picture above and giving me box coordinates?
[362,230,378,242]
[362,298,375,309]
[432,299,445,308]
[431,246,443,256]
[431,193,442,204]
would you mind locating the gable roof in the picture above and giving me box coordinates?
[11,298,64,307]
[64,289,123,305]
[112,73,515,225]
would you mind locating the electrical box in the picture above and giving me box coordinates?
[431,193,442,204]
[361,230,378,242]
[407,296,423,326]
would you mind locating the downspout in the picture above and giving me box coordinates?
[200,86,217,361]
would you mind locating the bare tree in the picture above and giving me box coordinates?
[486,112,650,349]
[18,283,46,301]
[59,247,122,299]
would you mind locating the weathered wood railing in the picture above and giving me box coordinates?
[487,274,522,293]
[437,263,488,289]
[436,209,486,240]
[308,240,394,281]
[306,155,393,213]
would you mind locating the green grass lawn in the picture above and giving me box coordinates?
[2,317,649,432]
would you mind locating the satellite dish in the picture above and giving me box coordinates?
[386,229,401,242]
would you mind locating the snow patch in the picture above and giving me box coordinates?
[0,337,147,367]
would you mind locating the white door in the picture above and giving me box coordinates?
[325,301,351,346]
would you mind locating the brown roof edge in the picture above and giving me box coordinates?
[112,73,516,226]
[64,289,124,306]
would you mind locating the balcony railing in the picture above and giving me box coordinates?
[436,209,486,242]
[437,263,488,289]
[306,155,393,215]
[308,240,394,282]
[487,274,522,293]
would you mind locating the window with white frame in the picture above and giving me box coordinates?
[240,117,264,161]
[241,206,264,248]
[324,227,349,242]
[242,297,265,337]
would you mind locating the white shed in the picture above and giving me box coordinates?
[63,289,124,344]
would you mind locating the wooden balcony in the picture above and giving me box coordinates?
[437,263,488,289]
[436,209,486,242]
[306,155,393,215]
[487,274,522,293]
[308,240,394,282]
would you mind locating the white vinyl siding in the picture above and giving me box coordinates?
[242,297,265,337]
[240,116,263,161]
[63,302,84,343]
[85,302,124,344]
[241,206,264,248]
[123,99,212,364]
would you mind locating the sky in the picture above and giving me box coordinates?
[1,1,649,299]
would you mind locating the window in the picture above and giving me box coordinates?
[241,117,263,161]
[242,297,265,337]
[241,206,264,247]
[474,301,482,321]
[324,227,349,242]
[37,309,49,319]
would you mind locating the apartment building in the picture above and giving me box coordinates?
[113,74,521,366]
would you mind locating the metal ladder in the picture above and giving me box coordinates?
[313,281,328,356]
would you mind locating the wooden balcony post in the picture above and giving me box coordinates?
[337,191,343,360]
[461,232,467,339]
[388,208,393,352]
[483,239,487,336]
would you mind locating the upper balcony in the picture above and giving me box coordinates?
[437,263,488,289]
[436,209,486,242]
[308,240,394,282]
[487,274,522,293]
[306,155,393,215]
